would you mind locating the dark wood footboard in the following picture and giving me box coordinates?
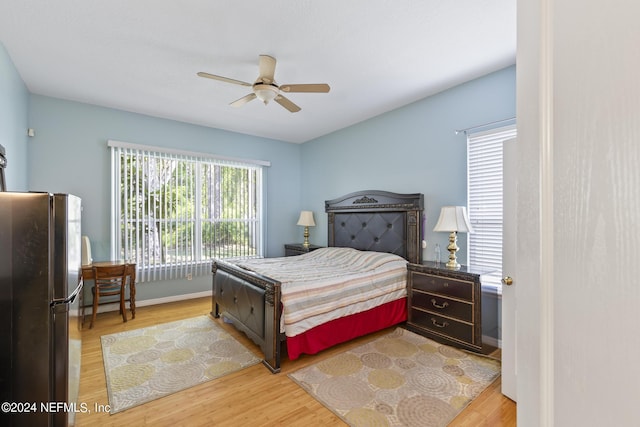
[211,260,284,373]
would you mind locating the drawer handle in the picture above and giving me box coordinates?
[431,299,449,309]
[431,318,449,328]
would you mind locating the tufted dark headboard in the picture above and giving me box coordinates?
[325,190,424,264]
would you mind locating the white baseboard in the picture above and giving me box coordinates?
[74,290,212,316]
[483,334,502,349]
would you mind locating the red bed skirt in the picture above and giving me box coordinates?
[285,297,407,360]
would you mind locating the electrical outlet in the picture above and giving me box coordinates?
[186,273,192,280]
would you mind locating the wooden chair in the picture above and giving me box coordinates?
[90,264,132,329]
[124,263,136,320]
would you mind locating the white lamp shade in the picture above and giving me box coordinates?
[297,210,316,227]
[81,235,93,266]
[433,206,473,233]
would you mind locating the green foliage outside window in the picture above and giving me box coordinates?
[119,153,261,268]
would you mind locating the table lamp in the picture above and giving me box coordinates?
[433,206,473,269]
[297,210,316,247]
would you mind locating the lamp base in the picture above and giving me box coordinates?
[445,231,461,270]
[445,260,461,270]
[302,226,310,248]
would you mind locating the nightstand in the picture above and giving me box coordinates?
[284,243,324,256]
[405,261,492,352]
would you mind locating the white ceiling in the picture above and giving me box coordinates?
[0,1,516,144]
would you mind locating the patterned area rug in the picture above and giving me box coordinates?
[101,315,260,414]
[288,328,501,427]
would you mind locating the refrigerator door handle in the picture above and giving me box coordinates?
[51,278,84,307]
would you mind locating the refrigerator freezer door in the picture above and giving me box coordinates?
[52,194,83,427]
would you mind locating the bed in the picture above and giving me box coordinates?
[211,190,424,373]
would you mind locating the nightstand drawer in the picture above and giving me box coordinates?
[410,311,474,345]
[410,291,473,322]
[410,272,473,301]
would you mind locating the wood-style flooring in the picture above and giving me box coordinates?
[76,297,516,426]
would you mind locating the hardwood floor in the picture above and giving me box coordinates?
[76,297,516,426]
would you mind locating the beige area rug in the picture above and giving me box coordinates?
[101,315,260,414]
[289,328,501,427]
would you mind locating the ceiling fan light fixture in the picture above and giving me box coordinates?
[198,55,329,112]
[254,83,278,105]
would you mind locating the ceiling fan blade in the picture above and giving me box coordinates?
[274,95,301,113]
[258,55,277,84]
[279,83,330,93]
[197,72,252,87]
[230,93,257,107]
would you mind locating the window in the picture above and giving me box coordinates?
[109,141,268,282]
[467,125,516,290]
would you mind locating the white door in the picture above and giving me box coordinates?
[501,137,517,401]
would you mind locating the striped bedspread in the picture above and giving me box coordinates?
[234,247,407,337]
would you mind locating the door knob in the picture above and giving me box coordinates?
[502,276,513,286]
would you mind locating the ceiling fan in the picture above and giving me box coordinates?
[197,55,330,113]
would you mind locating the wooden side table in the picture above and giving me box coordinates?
[284,243,324,256]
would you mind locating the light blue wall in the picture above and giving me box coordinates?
[27,95,303,300]
[0,42,29,190]
[301,66,516,264]
[3,51,515,314]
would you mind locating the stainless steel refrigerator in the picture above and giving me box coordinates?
[0,192,83,427]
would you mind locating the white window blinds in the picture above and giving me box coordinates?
[109,141,267,283]
[467,125,516,290]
